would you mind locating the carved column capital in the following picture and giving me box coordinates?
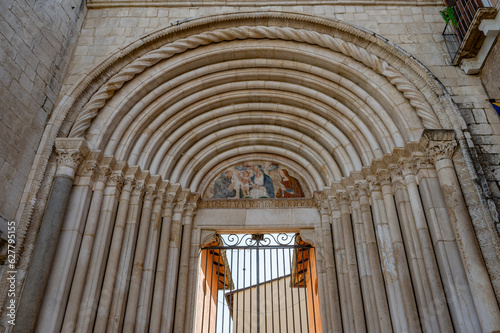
[412,154,433,172]
[132,183,146,197]
[96,167,111,183]
[398,158,414,177]
[318,200,331,215]
[354,182,369,198]
[143,186,157,202]
[335,191,350,206]
[426,140,457,164]
[82,160,99,177]
[164,193,176,208]
[327,197,339,211]
[54,138,89,179]
[107,172,124,190]
[55,149,84,170]
[122,178,135,193]
[185,203,197,218]
[349,187,360,202]
[313,192,331,215]
[376,170,392,187]
[161,193,177,217]
[174,201,187,215]
[366,175,381,193]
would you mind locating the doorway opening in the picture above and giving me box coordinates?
[196,233,322,333]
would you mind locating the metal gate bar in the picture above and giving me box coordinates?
[197,233,320,333]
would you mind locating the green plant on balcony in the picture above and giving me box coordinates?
[440,6,459,27]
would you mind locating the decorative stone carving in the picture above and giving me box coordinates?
[412,154,433,172]
[143,186,157,202]
[366,175,382,193]
[132,183,145,197]
[353,182,369,198]
[328,197,341,211]
[184,203,197,218]
[348,187,360,202]
[426,140,458,163]
[164,194,176,209]
[96,167,111,183]
[54,138,89,171]
[82,160,99,177]
[197,198,315,209]
[376,170,392,187]
[55,149,84,169]
[108,173,124,190]
[335,192,350,206]
[122,178,135,193]
[398,158,414,177]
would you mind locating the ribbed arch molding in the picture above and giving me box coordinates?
[66,12,448,193]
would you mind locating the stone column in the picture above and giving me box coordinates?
[75,164,124,333]
[107,178,145,332]
[417,159,481,332]
[93,174,135,332]
[15,138,88,333]
[123,182,157,332]
[337,192,366,333]
[161,190,189,332]
[316,197,342,333]
[379,172,420,332]
[356,183,392,332]
[391,177,432,332]
[149,191,176,333]
[173,201,197,333]
[427,139,500,332]
[61,161,111,332]
[400,158,453,331]
[184,225,202,333]
[349,188,377,332]
[136,183,167,332]
[329,196,353,332]
[36,155,98,333]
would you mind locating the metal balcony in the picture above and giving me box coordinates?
[442,0,497,64]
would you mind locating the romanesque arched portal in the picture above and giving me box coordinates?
[7,11,500,333]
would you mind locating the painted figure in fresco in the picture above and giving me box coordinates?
[250,165,275,198]
[238,170,252,198]
[276,169,305,198]
[212,170,236,198]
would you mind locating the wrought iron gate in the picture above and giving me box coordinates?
[197,233,321,333]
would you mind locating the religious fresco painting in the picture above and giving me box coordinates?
[204,161,310,199]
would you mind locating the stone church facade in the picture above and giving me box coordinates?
[1,0,500,332]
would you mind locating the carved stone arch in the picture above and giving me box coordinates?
[6,10,500,333]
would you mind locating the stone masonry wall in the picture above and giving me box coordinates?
[0,0,86,230]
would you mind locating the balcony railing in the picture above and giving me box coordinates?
[442,0,496,63]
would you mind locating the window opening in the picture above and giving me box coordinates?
[196,233,322,333]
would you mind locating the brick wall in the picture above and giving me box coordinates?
[0,0,86,230]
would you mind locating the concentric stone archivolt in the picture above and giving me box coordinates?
[69,26,441,138]
[96,56,405,159]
